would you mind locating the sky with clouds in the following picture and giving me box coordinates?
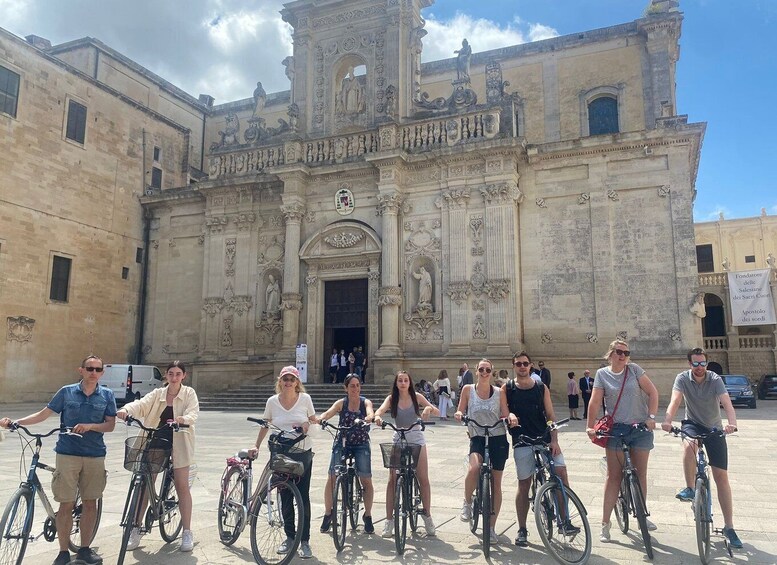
[1,0,774,221]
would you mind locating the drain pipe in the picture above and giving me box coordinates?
[135,129,150,363]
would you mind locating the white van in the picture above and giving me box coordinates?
[101,364,164,405]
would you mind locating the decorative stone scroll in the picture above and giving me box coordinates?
[281,203,306,222]
[578,193,591,205]
[484,280,510,302]
[616,331,628,341]
[480,183,523,205]
[435,189,470,209]
[255,318,283,345]
[473,315,487,340]
[221,316,234,347]
[378,286,402,307]
[447,281,472,305]
[227,296,253,316]
[324,231,364,248]
[586,333,599,343]
[541,333,553,344]
[470,262,487,295]
[376,194,410,216]
[7,316,35,342]
[202,298,225,318]
[404,309,442,344]
[225,239,237,277]
[485,60,510,104]
[281,293,303,312]
[658,185,671,197]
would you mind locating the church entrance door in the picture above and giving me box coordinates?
[324,279,369,378]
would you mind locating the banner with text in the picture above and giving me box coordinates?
[727,269,776,325]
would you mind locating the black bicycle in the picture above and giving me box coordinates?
[462,416,507,559]
[321,419,371,551]
[670,425,735,563]
[515,420,591,565]
[379,419,434,555]
[0,424,102,565]
[596,423,653,560]
[117,416,188,565]
[247,418,307,565]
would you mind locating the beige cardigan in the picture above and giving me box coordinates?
[122,385,199,469]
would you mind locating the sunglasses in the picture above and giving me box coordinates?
[84,367,104,372]
[281,375,297,382]
[513,361,531,367]
[613,349,631,357]
[477,367,492,373]
[690,361,708,367]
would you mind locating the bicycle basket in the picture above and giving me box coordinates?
[380,443,421,470]
[270,454,305,477]
[123,435,170,474]
[268,434,305,457]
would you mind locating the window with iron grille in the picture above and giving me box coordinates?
[696,244,714,273]
[66,99,87,144]
[0,65,20,118]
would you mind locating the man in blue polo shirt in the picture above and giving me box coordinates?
[0,355,116,565]
[662,347,742,549]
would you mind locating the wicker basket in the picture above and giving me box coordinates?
[123,435,170,474]
[380,443,421,470]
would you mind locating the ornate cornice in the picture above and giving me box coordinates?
[281,203,306,222]
[376,194,410,216]
[435,189,470,209]
[324,231,365,248]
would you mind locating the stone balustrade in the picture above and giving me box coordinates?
[738,334,775,349]
[704,336,728,351]
[207,108,503,179]
[698,272,727,286]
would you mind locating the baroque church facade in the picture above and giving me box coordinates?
[1,0,710,398]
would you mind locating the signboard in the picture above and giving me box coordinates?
[295,343,308,383]
[727,269,776,326]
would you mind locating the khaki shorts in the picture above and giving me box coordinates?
[51,454,107,503]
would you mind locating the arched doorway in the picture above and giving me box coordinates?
[702,294,725,338]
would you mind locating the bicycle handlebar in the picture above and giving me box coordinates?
[378,418,434,433]
[125,415,189,432]
[7,423,81,439]
[246,417,304,436]
[512,419,569,446]
[594,422,649,439]
[320,419,371,432]
[462,416,508,431]
[668,426,731,440]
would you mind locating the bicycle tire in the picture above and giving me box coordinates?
[481,472,491,559]
[409,474,422,533]
[614,477,629,534]
[250,479,303,565]
[0,486,33,565]
[534,481,592,565]
[117,480,142,565]
[629,474,653,560]
[159,469,183,542]
[218,466,246,546]
[348,471,362,531]
[332,475,348,552]
[393,475,408,555]
[68,493,103,552]
[469,482,480,535]
[694,477,711,564]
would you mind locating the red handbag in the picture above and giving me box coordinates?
[591,366,628,448]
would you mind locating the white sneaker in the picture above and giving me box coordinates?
[126,527,143,550]
[422,514,436,536]
[646,518,657,531]
[180,529,194,552]
[460,501,472,521]
[381,521,394,538]
[489,529,499,545]
[600,521,611,543]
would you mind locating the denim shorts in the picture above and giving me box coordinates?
[328,443,372,477]
[606,423,654,451]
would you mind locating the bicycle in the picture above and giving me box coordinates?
[595,423,653,560]
[462,416,507,559]
[247,418,308,565]
[669,425,735,563]
[514,419,592,565]
[117,416,188,565]
[217,446,255,546]
[320,419,371,552]
[0,424,102,565]
[378,418,434,555]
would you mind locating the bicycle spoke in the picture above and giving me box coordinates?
[695,478,711,564]
[0,488,33,565]
[534,482,592,565]
[250,481,303,565]
[218,467,246,546]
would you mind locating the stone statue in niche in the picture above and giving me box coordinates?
[336,67,366,116]
[265,274,281,318]
[689,292,706,319]
[455,39,472,81]
[413,266,433,313]
[252,82,266,118]
[722,257,730,271]
[767,252,776,269]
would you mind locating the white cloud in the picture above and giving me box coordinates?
[695,205,731,222]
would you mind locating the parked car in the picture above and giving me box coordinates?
[720,374,756,409]
[757,374,777,400]
[101,364,164,406]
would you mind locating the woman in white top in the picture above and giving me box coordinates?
[249,366,318,559]
[433,370,452,420]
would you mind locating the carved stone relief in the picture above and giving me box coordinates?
[473,315,486,340]
[324,231,364,248]
[447,281,471,305]
[470,214,483,255]
[202,298,225,318]
[222,316,233,347]
[225,238,237,277]
[480,182,523,205]
[435,189,470,209]
[7,316,35,342]
[404,222,441,255]
[541,333,553,344]
[470,262,486,295]
[378,286,402,307]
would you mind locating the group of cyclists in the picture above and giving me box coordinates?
[0,340,745,564]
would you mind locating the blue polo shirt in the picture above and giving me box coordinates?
[47,382,117,457]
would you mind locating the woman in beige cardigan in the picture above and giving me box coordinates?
[117,360,199,552]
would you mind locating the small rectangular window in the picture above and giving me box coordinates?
[50,255,72,302]
[151,167,162,189]
[136,247,143,263]
[122,267,129,279]
[696,244,714,273]
[0,65,20,118]
[153,146,161,161]
[65,99,87,144]
[745,255,755,263]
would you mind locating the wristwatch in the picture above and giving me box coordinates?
[648,414,656,420]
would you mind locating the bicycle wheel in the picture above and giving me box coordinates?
[409,474,422,533]
[614,477,629,534]
[250,480,303,565]
[629,474,653,560]
[332,475,348,552]
[393,475,408,554]
[0,486,33,565]
[68,489,102,552]
[117,481,142,565]
[348,472,362,531]
[159,470,183,542]
[694,477,711,564]
[481,472,492,559]
[469,482,480,535]
[218,467,246,546]
[534,481,592,565]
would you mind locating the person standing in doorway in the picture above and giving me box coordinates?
[355,347,365,382]
[538,361,551,390]
[338,349,349,383]
[580,370,594,419]
[329,348,339,384]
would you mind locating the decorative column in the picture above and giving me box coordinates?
[376,191,407,356]
[279,201,305,357]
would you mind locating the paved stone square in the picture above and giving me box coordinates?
[1,401,776,564]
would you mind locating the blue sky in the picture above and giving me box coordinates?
[2,0,774,220]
